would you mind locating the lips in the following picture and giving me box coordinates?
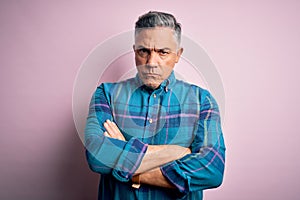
[143,73,159,76]
[143,74,159,79]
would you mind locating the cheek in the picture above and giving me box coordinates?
[136,65,142,72]
[135,56,145,66]
[161,59,176,75]
[163,58,176,69]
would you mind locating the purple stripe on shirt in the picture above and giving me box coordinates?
[114,114,147,120]
[129,144,148,174]
[114,113,199,121]
[162,164,186,192]
[200,110,220,115]
[163,113,199,119]
[185,148,224,174]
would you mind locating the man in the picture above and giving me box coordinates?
[85,11,225,200]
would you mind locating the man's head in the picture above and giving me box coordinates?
[134,11,183,89]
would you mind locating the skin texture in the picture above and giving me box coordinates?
[134,27,183,89]
[103,28,188,189]
[139,168,176,189]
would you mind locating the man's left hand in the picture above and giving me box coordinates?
[103,119,126,141]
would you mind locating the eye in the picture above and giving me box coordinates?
[140,48,148,53]
[158,49,170,56]
[136,48,150,57]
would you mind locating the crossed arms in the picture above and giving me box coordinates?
[103,119,190,188]
[85,83,226,196]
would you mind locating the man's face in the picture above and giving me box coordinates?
[134,27,183,89]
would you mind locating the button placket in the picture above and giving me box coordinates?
[146,92,158,130]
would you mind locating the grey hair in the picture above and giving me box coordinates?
[135,11,182,46]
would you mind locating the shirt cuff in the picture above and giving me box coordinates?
[160,161,190,197]
[112,137,148,182]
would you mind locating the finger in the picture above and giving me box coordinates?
[103,131,110,137]
[110,121,121,134]
[186,147,191,154]
[104,121,117,138]
[106,120,119,134]
[107,120,126,141]
[110,121,126,141]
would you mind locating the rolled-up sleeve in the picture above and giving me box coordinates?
[85,83,148,182]
[160,90,226,197]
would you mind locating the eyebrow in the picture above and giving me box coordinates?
[135,45,172,51]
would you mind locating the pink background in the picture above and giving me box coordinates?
[1,1,300,199]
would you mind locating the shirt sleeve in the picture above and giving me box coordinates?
[160,90,226,198]
[84,83,148,182]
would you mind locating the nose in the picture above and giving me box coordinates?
[146,51,159,67]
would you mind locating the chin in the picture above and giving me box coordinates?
[144,82,159,89]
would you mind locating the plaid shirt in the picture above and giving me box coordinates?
[85,71,226,200]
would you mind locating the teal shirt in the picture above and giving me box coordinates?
[85,71,226,199]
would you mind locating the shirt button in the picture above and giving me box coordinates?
[153,94,156,98]
[149,118,153,124]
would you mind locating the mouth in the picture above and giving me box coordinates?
[143,73,159,76]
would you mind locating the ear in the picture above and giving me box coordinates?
[175,48,183,63]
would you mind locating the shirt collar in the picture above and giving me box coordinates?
[134,71,176,92]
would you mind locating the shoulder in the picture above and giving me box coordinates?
[94,77,136,99]
[174,79,210,98]
[97,77,136,91]
[173,79,219,108]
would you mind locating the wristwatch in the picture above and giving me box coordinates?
[131,174,141,189]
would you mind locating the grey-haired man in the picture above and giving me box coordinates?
[85,11,225,200]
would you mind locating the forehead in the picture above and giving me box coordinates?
[135,27,177,49]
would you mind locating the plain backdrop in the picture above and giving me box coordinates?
[1,1,300,199]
